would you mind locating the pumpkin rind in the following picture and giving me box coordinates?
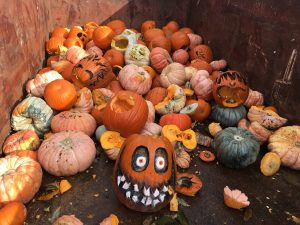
[11,96,53,136]
[175,173,203,196]
[51,111,96,136]
[268,126,300,170]
[223,186,250,209]
[212,127,260,168]
[260,152,281,176]
[0,155,42,204]
[38,130,96,176]
[211,104,246,127]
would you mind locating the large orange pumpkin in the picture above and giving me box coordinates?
[103,91,148,137]
[0,155,42,204]
[113,134,176,212]
[44,79,77,111]
[0,202,27,225]
[159,113,192,131]
[189,44,213,63]
[148,36,172,53]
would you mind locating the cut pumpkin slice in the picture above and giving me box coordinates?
[260,152,281,176]
[223,186,250,209]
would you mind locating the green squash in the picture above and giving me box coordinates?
[211,104,246,127]
[212,127,260,168]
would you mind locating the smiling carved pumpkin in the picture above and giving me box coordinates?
[113,134,176,212]
[212,70,249,108]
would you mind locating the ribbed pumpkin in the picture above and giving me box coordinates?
[212,127,260,168]
[140,122,162,136]
[11,97,53,136]
[125,44,150,66]
[189,44,213,62]
[66,46,88,64]
[118,64,152,95]
[3,130,40,155]
[172,49,189,65]
[190,70,213,100]
[86,46,103,57]
[38,130,96,176]
[159,113,192,131]
[103,90,148,137]
[268,126,300,170]
[44,79,77,111]
[150,47,173,73]
[51,111,96,136]
[145,87,167,106]
[244,89,264,107]
[170,31,190,50]
[0,202,27,225]
[26,70,63,97]
[0,155,42,204]
[73,87,94,113]
[106,19,126,35]
[187,33,202,48]
[160,63,187,87]
[93,26,115,50]
[210,59,227,71]
[211,105,247,127]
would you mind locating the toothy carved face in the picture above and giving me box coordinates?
[212,70,249,108]
[113,134,176,212]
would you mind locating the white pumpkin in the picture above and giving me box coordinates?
[160,63,187,87]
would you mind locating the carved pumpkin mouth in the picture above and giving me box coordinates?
[217,86,246,108]
[115,167,173,210]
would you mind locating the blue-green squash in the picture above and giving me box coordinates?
[212,127,260,168]
[211,104,246,127]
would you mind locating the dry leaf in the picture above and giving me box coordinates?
[37,189,60,201]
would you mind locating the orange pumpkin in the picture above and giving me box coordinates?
[189,59,213,74]
[0,155,42,204]
[170,31,190,50]
[103,91,148,137]
[159,113,192,131]
[68,28,88,45]
[3,130,40,155]
[91,105,106,125]
[142,65,158,80]
[113,134,176,212]
[189,44,213,63]
[9,150,38,161]
[151,75,163,88]
[44,79,77,111]
[93,26,115,50]
[179,27,193,34]
[46,37,66,54]
[47,55,59,67]
[162,21,179,37]
[103,49,125,67]
[172,49,189,65]
[51,60,75,82]
[64,37,84,49]
[175,173,203,196]
[107,80,124,94]
[0,202,27,225]
[148,36,172,53]
[107,19,126,35]
[141,20,156,34]
[149,47,173,73]
[186,99,211,122]
[143,28,165,46]
[145,87,167,106]
[51,27,69,39]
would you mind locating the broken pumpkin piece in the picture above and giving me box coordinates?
[223,186,250,209]
[199,150,215,162]
[260,152,281,176]
[176,173,203,197]
[59,179,72,194]
[38,189,60,201]
[99,214,119,225]
[100,131,126,160]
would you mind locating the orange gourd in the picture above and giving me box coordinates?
[51,27,69,38]
[46,37,66,54]
[143,28,165,46]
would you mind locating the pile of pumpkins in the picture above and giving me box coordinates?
[0,19,299,224]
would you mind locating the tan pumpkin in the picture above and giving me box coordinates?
[170,31,190,50]
[210,59,227,71]
[87,46,104,57]
[73,87,94,113]
[145,87,167,106]
[150,47,173,73]
[3,130,40,155]
[38,130,96,176]
[172,49,189,65]
[118,64,152,95]
[174,142,191,169]
[160,63,187,87]
[51,111,96,136]
[184,66,198,80]
[190,70,213,100]
[244,89,264,108]
[268,126,300,170]
[103,90,148,137]
[26,70,63,97]
[189,44,213,62]
[0,155,42,204]
[247,106,287,130]
[187,33,203,48]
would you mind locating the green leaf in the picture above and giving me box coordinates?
[176,211,189,225]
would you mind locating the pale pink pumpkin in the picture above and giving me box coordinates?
[26,70,63,97]
[140,122,162,136]
[146,100,155,123]
[85,40,96,50]
[210,59,227,71]
[184,66,198,80]
[187,33,203,48]
[190,70,213,100]
[150,47,173,73]
[118,64,152,95]
[0,155,42,204]
[73,87,94,113]
[172,49,189,65]
[51,111,96,136]
[244,89,264,108]
[38,130,96,176]
[66,46,88,64]
[86,46,103,57]
[160,63,187,87]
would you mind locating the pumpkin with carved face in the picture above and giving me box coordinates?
[72,54,116,90]
[212,70,249,108]
[113,134,176,212]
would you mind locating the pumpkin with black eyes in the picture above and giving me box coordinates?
[212,70,249,108]
[72,54,116,90]
[113,134,176,212]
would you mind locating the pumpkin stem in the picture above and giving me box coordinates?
[233,135,244,141]
[60,138,73,146]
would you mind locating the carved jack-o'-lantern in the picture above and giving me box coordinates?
[113,134,176,212]
[212,70,249,108]
[72,54,116,90]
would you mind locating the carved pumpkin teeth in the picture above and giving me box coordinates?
[120,175,126,182]
[117,176,121,186]
[153,199,160,207]
[132,195,139,203]
[153,188,160,197]
[146,197,152,206]
[141,197,146,204]
[159,194,166,202]
[162,185,168,192]
[122,181,131,190]
[143,186,150,196]
[134,184,139,192]
[126,191,131,198]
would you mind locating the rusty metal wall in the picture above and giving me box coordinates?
[0,0,191,147]
[188,0,300,124]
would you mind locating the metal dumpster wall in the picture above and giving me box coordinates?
[0,0,191,148]
[188,0,300,124]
